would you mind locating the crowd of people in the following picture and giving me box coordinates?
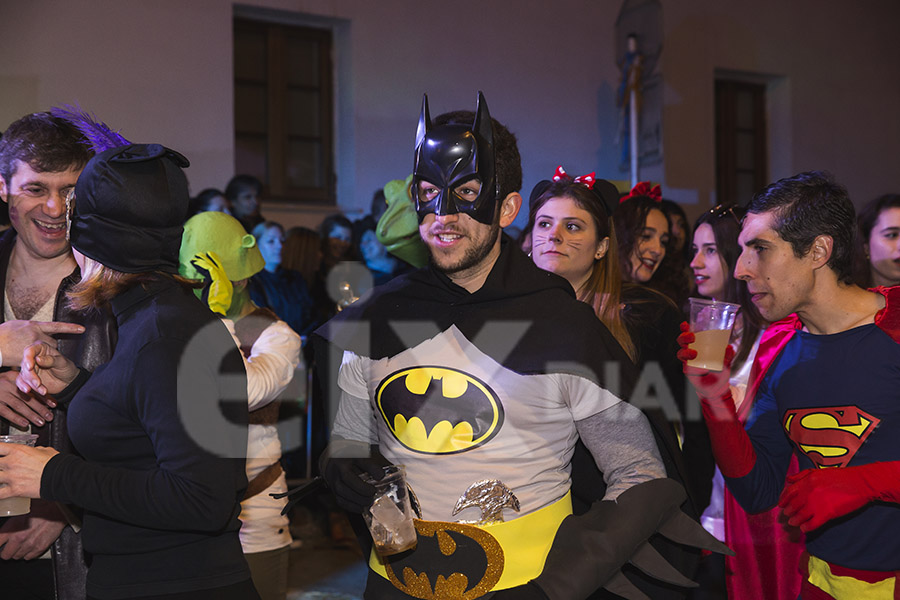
[183,177,412,339]
[0,96,896,600]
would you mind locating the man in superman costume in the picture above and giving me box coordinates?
[679,171,900,599]
[313,93,728,600]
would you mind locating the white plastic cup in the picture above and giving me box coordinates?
[687,298,741,371]
[0,434,39,516]
[361,464,417,556]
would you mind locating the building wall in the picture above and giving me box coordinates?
[1,0,897,229]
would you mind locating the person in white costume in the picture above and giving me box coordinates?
[179,211,302,600]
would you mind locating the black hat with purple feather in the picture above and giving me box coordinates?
[71,144,190,274]
[51,105,190,274]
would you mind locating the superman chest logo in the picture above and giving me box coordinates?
[376,366,504,454]
[782,406,880,468]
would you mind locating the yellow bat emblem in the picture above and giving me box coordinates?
[376,366,504,454]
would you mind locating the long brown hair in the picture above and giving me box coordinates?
[614,195,690,307]
[692,204,762,371]
[527,178,636,361]
[67,255,195,312]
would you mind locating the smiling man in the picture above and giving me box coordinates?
[314,93,726,600]
[682,171,900,599]
[0,112,116,600]
[0,124,82,321]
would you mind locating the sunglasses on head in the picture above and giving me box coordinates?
[706,203,743,225]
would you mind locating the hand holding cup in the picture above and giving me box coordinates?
[678,321,735,405]
[684,298,740,371]
[0,435,57,515]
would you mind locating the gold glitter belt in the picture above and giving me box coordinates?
[369,491,572,595]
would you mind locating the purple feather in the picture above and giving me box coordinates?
[50,104,130,153]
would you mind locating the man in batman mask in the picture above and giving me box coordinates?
[314,93,727,600]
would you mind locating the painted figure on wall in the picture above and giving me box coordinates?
[614,0,664,178]
[618,32,643,171]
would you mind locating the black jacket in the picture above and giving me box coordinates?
[40,276,248,598]
[0,228,117,600]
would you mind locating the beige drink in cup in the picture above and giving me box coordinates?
[361,464,417,556]
[0,433,39,516]
[687,298,741,371]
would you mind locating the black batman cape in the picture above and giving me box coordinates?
[313,235,700,597]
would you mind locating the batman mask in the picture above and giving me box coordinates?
[412,92,501,225]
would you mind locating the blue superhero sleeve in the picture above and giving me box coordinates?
[722,373,795,513]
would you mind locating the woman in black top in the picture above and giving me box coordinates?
[0,144,257,600]
[615,190,692,310]
[527,170,704,598]
[527,172,687,421]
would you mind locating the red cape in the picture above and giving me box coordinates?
[723,286,900,599]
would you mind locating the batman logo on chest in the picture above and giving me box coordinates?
[376,366,504,454]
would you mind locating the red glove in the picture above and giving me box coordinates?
[778,462,900,532]
[677,321,756,478]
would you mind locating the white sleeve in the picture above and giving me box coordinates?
[330,351,378,443]
[245,320,302,410]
